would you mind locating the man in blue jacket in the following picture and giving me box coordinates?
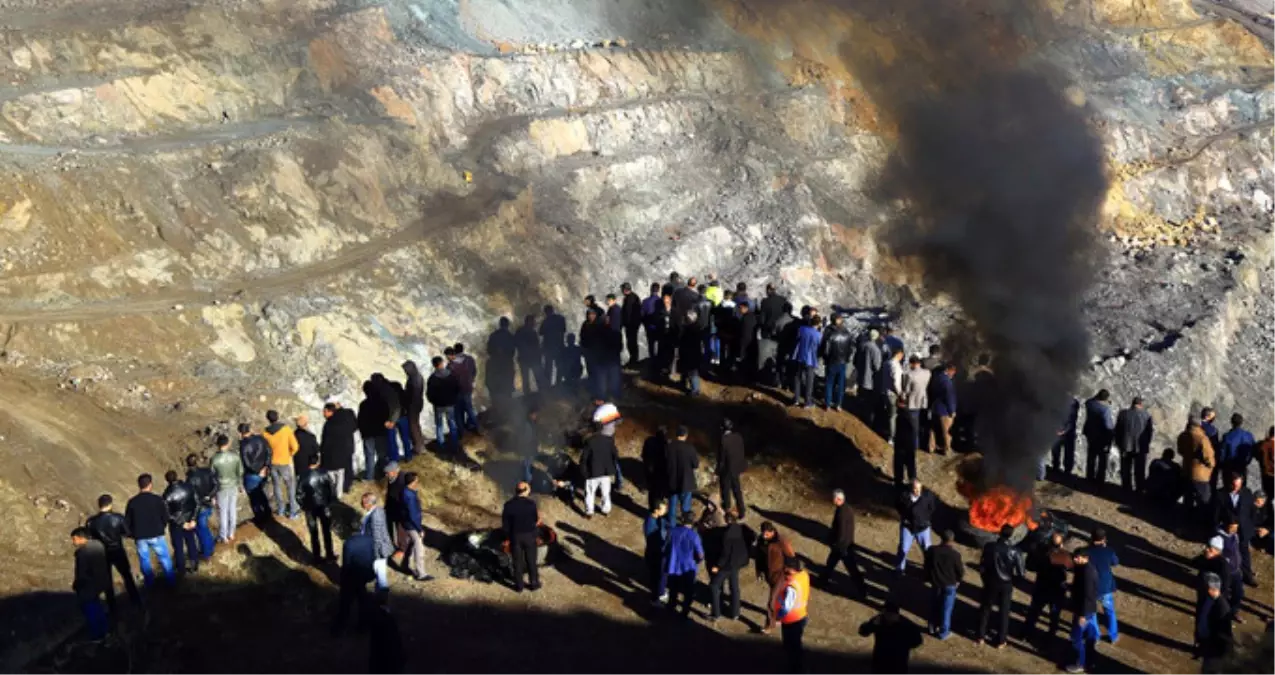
[399,472,433,582]
[1087,528,1120,644]
[332,532,376,635]
[662,511,704,616]
[791,316,822,408]
[927,364,957,455]
[1218,413,1255,489]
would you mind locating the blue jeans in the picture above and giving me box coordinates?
[707,335,720,362]
[244,473,271,520]
[1071,613,1100,666]
[686,369,701,395]
[434,406,459,452]
[667,491,693,528]
[195,506,215,559]
[81,598,108,639]
[169,522,199,572]
[387,417,413,461]
[136,536,175,586]
[896,526,932,570]
[824,363,847,408]
[931,584,957,638]
[456,392,479,431]
[1099,592,1118,641]
[363,436,384,480]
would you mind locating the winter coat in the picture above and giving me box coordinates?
[1180,425,1216,483]
[581,434,619,479]
[621,292,643,329]
[239,434,271,474]
[1114,406,1153,456]
[821,324,854,365]
[426,368,460,408]
[791,324,822,368]
[717,431,747,477]
[211,449,244,491]
[902,366,931,410]
[263,423,300,467]
[1083,398,1115,445]
[854,340,883,390]
[320,408,358,472]
[403,361,426,415]
[666,440,699,494]
[162,481,197,526]
[515,325,542,364]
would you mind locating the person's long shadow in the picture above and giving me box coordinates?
[1052,508,1197,587]
[552,521,655,618]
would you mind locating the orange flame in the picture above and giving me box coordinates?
[962,485,1038,533]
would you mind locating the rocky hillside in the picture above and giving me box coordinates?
[0,0,1269,642]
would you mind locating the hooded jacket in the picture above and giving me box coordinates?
[403,361,426,416]
[1180,424,1216,483]
[263,423,299,467]
[162,480,197,526]
[426,366,460,408]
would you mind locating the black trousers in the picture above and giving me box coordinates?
[646,552,664,600]
[332,574,370,635]
[1120,452,1147,492]
[782,617,807,674]
[511,533,539,589]
[720,474,745,515]
[668,571,696,616]
[1022,587,1063,636]
[625,326,641,365]
[305,507,334,560]
[169,523,199,573]
[823,545,865,596]
[542,347,560,386]
[709,566,741,619]
[893,444,917,485]
[978,581,1014,644]
[1085,437,1111,482]
[104,547,141,609]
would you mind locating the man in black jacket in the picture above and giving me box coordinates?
[502,482,541,592]
[895,480,936,573]
[162,470,200,574]
[321,400,358,493]
[924,529,964,639]
[427,356,462,454]
[86,494,141,609]
[1114,396,1154,493]
[540,305,567,386]
[486,317,517,403]
[580,431,619,517]
[184,454,217,562]
[977,524,1025,648]
[1022,530,1071,641]
[515,314,544,395]
[735,303,758,380]
[238,423,273,521]
[1195,573,1233,669]
[1067,548,1101,674]
[294,414,321,479]
[665,426,699,528]
[642,428,669,510]
[858,601,924,673]
[758,284,788,338]
[1211,472,1257,585]
[358,382,391,481]
[70,527,112,639]
[579,307,609,396]
[709,508,751,622]
[299,453,337,563]
[125,473,175,587]
[717,419,747,515]
[823,489,866,598]
[820,314,853,411]
[402,361,426,454]
[620,282,643,368]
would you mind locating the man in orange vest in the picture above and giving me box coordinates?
[770,557,810,673]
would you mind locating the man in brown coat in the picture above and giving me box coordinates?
[1180,416,1216,525]
[756,520,796,631]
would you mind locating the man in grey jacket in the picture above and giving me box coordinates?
[901,355,931,455]
[360,493,394,591]
[1114,396,1153,493]
[854,329,883,430]
[877,347,905,445]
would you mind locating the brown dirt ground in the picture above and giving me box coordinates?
[22,372,1275,673]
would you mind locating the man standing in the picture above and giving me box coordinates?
[1147,448,1181,506]
[853,328,883,428]
[1114,396,1153,493]
[580,429,619,517]
[184,454,217,562]
[820,314,853,411]
[486,317,517,404]
[125,474,175,587]
[515,314,544,395]
[858,600,924,673]
[716,419,747,516]
[262,410,300,519]
[901,355,931,458]
[427,356,461,454]
[360,493,393,591]
[709,508,750,623]
[294,414,321,484]
[70,527,111,639]
[1181,416,1217,523]
[1218,414,1255,489]
[644,502,670,604]
[1258,427,1274,498]
[1065,548,1100,674]
[895,479,936,573]
[642,428,669,511]
[210,434,243,542]
[320,400,357,494]
[823,489,866,598]
[756,521,797,632]
[1217,517,1245,619]
[772,558,811,673]
[605,293,624,335]
[1088,528,1120,644]
[579,306,607,396]
[1201,407,1222,454]
[976,524,1025,647]
[621,282,643,368]
[239,423,272,521]
[758,284,788,338]
[1052,398,1081,476]
[665,426,699,528]
[663,511,704,616]
[735,302,758,380]
[877,347,904,444]
[503,481,541,592]
[540,305,567,386]
[162,470,199,575]
[927,364,957,455]
[402,361,426,454]
[678,315,705,397]
[1022,530,1070,642]
[298,452,337,564]
[1211,472,1257,586]
[640,283,663,368]
[924,529,964,640]
[791,316,822,408]
[447,346,480,433]
[86,494,141,609]
[1195,573,1234,671]
[1083,389,1116,484]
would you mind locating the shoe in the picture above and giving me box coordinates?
[1109,635,1120,644]
[414,574,435,582]
[659,592,670,603]
[1244,577,1258,588]
[528,583,541,592]
[583,513,593,520]
[650,599,665,608]
[1065,665,1085,674]
[600,511,611,517]
[937,632,951,641]
[514,586,525,593]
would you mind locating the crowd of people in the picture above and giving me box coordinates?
[66,270,1274,673]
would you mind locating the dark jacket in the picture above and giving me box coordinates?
[716,521,751,571]
[487,326,517,364]
[927,370,957,417]
[341,533,377,585]
[539,313,567,351]
[678,323,704,372]
[320,408,357,472]
[642,433,668,494]
[1088,545,1119,595]
[672,286,699,325]
[854,339,883,391]
[736,312,758,357]
[124,491,169,540]
[1212,487,1256,538]
[1030,542,1071,599]
[369,374,402,422]
[980,537,1025,584]
[621,292,643,329]
[162,481,197,526]
[1114,406,1153,455]
[426,368,460,408]
[896,489,937,534]
[515,325,542,363]
[295,428,320,473]
[403,361,426,415]
[692,295,712,332]
[581,434,619,479]
[86,511,129,551]
[1083,398,1115,444]
[828,503,856,549]
[1195,553,1231,602]
[1071,562,1099,616]
[298,467,336,512]
[821,324,854,365]
[666,440,699,494]
[1196,595,1233,659]
[400,487,423,532]
[758,293,789,337]
[502,496,538,536]
[858,613,924,674]
[73,540,111,602]
[385,474,407,527]
[717,431,746,478]
[605,304,623,333]
[186,467,216,508]
[925,543,965,588]
[1218,427,1256,472]
[240,434,271,473]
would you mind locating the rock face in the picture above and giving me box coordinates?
[0,0,1268,613]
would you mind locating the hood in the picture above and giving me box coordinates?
[264,422,286,435]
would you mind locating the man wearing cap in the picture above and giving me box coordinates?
[502,481,541,592]
[1195,572,1233,669]
[1195,536,1231,609]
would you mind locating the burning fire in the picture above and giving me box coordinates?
[954,453,1039,533]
